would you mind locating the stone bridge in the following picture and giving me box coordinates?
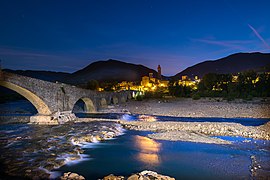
[0,71,132,124]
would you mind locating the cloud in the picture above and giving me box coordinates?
[191,38,254,50]
[0,46,82,72]
[248,24,270,49]
[0,47,59,58]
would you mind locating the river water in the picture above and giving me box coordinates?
[0,100,270,179]
[57,130,270,179]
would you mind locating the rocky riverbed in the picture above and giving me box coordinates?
[118,98,270,118]
[59,171,152,180]
[0,121,124,179]
[102,170,175,180]
[1,118,269,179]
[120,120,270,144]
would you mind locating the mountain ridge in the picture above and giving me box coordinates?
[3,52,270,84]
[174,52,270,79]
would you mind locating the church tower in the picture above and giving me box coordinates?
[157,65,162,80]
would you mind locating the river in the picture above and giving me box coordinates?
[0,100,269,179]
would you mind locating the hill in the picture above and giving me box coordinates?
[64,59,162,84]
[174,52,270,79]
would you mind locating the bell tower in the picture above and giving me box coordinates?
[157,65,161,80]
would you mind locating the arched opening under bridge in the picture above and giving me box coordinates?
[0,81,51,115]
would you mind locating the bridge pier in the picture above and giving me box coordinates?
[30,115,58,125]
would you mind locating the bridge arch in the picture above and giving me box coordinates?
[73,97,96,113]
[110,96,118,105]
[100,98,107,108]
[120,96,127,103]
[0,81,51,115]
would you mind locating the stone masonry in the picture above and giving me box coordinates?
[0,72,132,124]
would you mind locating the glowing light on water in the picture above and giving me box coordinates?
[134,135,161,165]
[137,153,159,165]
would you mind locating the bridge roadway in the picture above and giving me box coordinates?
[0,71,132,124]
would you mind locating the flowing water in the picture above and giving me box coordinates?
[0,100,270,179]
[77,113,269,126]
[57,130,270,179]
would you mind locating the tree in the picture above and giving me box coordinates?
[202,73,218,91]
[255,73,270,97]
[87,80,99,90]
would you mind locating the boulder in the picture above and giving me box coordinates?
[127,174,139,180]
[60,172,85,180]
[103,174,124,180]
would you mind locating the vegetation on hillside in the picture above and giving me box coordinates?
[169,71,270,100]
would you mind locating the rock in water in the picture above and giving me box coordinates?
[60,172,85,180]
[102,170,175,180]
[103,174,124,180]
[127,174,139,180]
[139,170,175,180]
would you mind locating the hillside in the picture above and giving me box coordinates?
[174,52,270,79]
[64,59,162,84]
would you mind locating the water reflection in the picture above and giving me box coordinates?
[134,135,161,165]
[138,115,157,122]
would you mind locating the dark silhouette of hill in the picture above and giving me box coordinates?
[64,59,162,84]
[174,52,270,79]
[3,52,269,84]
[3,69,70,83]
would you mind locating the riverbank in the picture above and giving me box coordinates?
[117,97,270,118]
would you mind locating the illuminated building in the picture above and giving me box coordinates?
[178,75,200,90]
[232,75,238,82]
[159,80,169,87]
[181,75,188,81]
[141,76,151,87]
[157,65,162,80]
[115,65,170,93]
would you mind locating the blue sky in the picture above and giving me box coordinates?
[0,0,270,75]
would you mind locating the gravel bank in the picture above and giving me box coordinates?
[148,131,232,144]
[120,121,270,144]
[119,98,270,118]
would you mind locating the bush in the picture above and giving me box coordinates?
[135,95,143,101]
[245,94,253,101]
[192,93,201,100]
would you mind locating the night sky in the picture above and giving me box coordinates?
[0,0,270,76]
